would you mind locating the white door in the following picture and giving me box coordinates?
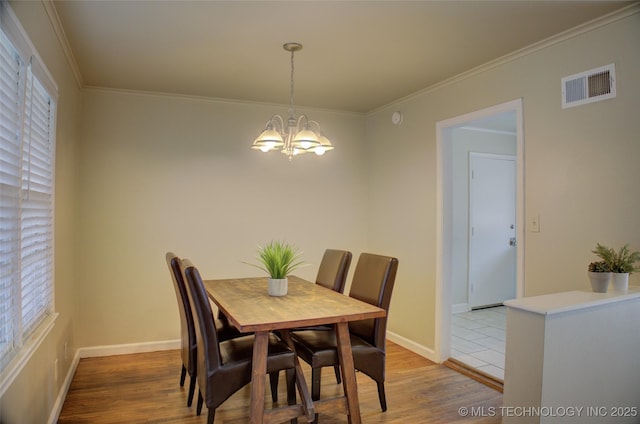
[468,153,516,309]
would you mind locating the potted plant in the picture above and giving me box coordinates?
[587,260,612,293]
[245,240,306,296]
[592,243,640,293]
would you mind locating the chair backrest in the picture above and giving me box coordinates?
[348,253,399,350]
[166,252,197,375]
[315,249,352,293]
[180,259,223,399]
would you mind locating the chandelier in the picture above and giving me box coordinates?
[251,43,333,161]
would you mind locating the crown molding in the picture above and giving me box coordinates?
[369,2,640,115]
[82,85,365,117]
[41,0,83,88]
[38,0,639,112]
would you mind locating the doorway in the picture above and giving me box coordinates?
[435,99,524,365]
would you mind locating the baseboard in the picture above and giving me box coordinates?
[452,303,469,314]
[47,350,80,424]
[386,331,437,362]
[79,339,180,358]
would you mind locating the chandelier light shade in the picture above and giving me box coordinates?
[251,43,333,161]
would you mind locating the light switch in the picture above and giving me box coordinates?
[530,214,540,233]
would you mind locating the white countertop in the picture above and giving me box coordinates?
[504,287,640,315]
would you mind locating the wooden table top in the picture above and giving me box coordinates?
[204,276,385,333]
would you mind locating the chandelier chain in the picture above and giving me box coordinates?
[289,48,295,118]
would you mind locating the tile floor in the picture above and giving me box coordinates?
[451,306,506,380]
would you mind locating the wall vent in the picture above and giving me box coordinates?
[561,64,616,109]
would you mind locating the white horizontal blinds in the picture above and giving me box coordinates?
[0,29,23,368]
[20,64,54,337]
[0,5,56,373]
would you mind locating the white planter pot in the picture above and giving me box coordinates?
[268,278,288,296]
[611,272,629,293]
[588,271,611,293]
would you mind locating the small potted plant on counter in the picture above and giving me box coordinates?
[245,240,306,296]
[587,260,612,293]
[592,243,640,293]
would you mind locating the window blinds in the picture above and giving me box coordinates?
[0,16,56,373]
[20,66,54,337]
[0,29,22,369]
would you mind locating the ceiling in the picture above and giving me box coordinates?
[51,0,634,113]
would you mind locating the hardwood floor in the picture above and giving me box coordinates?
[58,342,502,423]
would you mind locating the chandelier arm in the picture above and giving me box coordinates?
[296,114,309,131]
[306,119,322,131]
[268,114,285,132]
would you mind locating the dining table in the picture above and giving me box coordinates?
[204,275,386,424]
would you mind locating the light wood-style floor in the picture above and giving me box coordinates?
[58,342,502,423]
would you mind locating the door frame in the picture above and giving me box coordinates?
[434,99,524,363]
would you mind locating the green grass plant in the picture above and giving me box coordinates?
[245,240,306,279]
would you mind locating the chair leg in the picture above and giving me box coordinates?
[207,407,215,424]
[269,371,279,403]
[187,374,196,407]
[311,367,322,423]
[197,390,204,416]
[377,381,387,412]
[333,365,341,384]
[286,368,297,424]
[311,367,322,401]
[180,364,186,386]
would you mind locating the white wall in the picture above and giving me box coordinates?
[75,90,369,347]
[367,9,640,351]
[1,1,82,423]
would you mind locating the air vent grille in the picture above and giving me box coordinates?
[561,64,615,109]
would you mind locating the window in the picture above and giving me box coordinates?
[0,1,57,389]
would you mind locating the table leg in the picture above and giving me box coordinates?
[335,322,361,424]
[250,331,269,424]
[280,329,315,422]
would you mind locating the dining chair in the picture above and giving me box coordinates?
[165,252,243,407]
[180,258,297,424]
[292,249,352,334]
[270,248,352,392]
[306,249,352,383]
[290,253,399,422]
[315,249,352,293]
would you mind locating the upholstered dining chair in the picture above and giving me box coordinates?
[306,249,352,383]
[315,249,352,293]
[180,258,297,424]
[166,252,243,407]
[270,248,352,393]
[291,249,352,334]
[290,253,399,422]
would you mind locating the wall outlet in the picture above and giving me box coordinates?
[54,358,59,383]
